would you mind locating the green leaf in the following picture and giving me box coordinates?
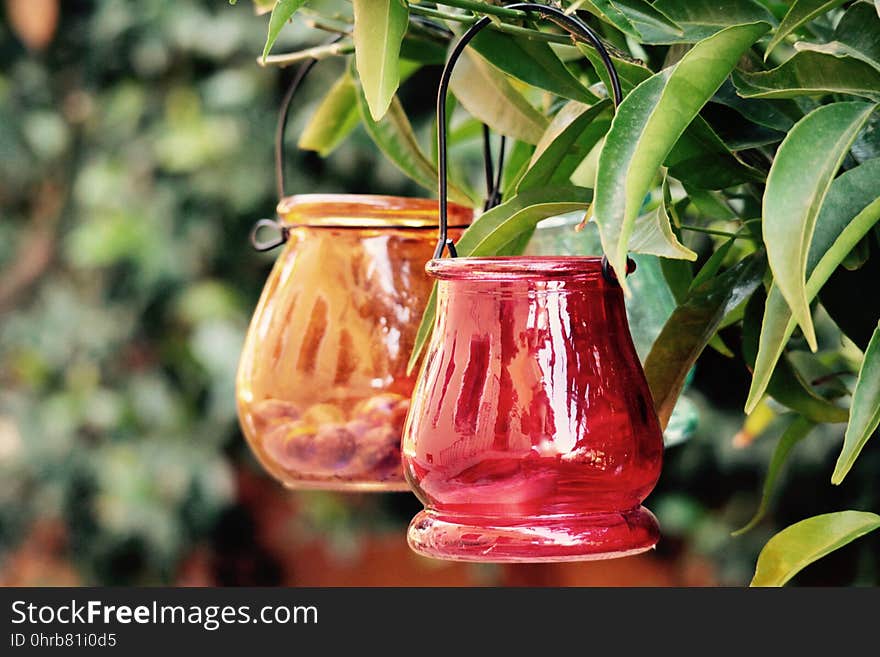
[262,0,308,61]
[298,71,360,156]
[517,100,612,192]
[594,22,770,289]
[733,415,815,536]
[704,109,786,150]
[578,44,652,96]
[399,35,448,66]
[611,0,684,42]
[750,511,880,586]
[840,235,872,272]
[766,355,849,422]
[297,60,422,157]
[832,322,880,484]
[645,252,766,428]
[450,51,549,144]
[572,1,642,39]
[407,288,438,376]
[708,334,735,358]
[683,183,739,221]
[501,140,535,195]
[666,116,766,190]
[733,51,880,101]
[711,79,795,132]
[463,199,591,258]
[629,188,698,260]
[796,41,880,73]
[660,257,694,303]
[743,287,849,422]
[699,290,741,354]
[575,0,685,43]
[842,236,872,271]
[795,1,880,73]
[762,101,875,351]
[354,80,473,206]
[764,0,848,62]
[689,237,736,291]
[745,158,880,414]
[853,110,880,163]
[407,186,591,373]
[471,30,598,103]
[650,0,775,42]
[300,59,420,158]
[452,186,591,258]
[352,0,409,121]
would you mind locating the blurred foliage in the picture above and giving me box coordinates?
[1,0,878,586]
[252,0,880,586]
[0,0,428,585]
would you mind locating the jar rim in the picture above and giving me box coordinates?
[276,194,474,229]
[426,256,610,281]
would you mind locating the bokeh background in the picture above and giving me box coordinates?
[2,0,877,587]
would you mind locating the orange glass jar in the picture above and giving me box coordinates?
[236,194,472,491]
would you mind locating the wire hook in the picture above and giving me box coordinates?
[434,3,627,285]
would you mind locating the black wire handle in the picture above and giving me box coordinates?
[253,31,506,252]
[482,125,506,211]
[274,56,327,202]
[434,2,626,279]
[250,37,337,252]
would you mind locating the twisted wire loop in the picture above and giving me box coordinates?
[434,2,632,283]
[250,218,290,252]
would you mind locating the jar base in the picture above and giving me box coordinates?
[281,478,412,493]
[407,507,659,562]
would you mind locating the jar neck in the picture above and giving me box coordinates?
[426,256,610,282]
[276,194,473,229]
[434,271,631,338]
[437,276,620,298]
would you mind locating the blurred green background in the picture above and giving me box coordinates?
[2,0,877,586]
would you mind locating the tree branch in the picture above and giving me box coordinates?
[257,40,354,68]
[434,0,528,20]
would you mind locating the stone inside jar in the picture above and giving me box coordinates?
[251,393,409,481]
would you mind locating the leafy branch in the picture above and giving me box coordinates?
[243,0,880,586]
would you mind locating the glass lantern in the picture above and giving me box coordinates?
[402,3,665,561]
[403,256,664,560]
[234,54,474,491]
[524,213,699,446]
[237,195,472,491]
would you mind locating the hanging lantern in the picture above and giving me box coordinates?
[236,58,473,491]
[402,4,664,561]
[525,214,699,446]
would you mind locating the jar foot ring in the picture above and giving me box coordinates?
[407,507,659,562]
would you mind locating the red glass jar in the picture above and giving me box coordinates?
[402,256,663,561]
[236,194,471,491]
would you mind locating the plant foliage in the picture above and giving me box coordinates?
[253,0,880,585]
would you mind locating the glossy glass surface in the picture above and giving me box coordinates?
[403,257,664,561]
[525,214,698,446]
[236,195,470,491]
